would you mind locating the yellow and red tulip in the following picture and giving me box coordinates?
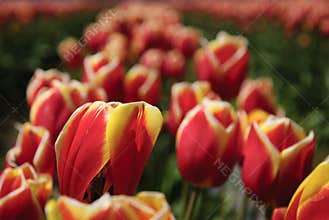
[55,101,163,201]
[5,123,55,177]
[26,68,69,108]
[237,78,278,114]
[194,31,249,99]
[272,158,329,220]
[0,163,52,220]
[242,116,315,206]
[176,99,238,188]
[30,80,107,143]
[82,52,124,101]
[166,81,220,135]
[57,37,84,68]
[46,191,174,220]
[124,64,161,105]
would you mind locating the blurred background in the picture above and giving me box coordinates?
[1,0,329,218]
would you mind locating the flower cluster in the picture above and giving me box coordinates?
[1,2,327,220]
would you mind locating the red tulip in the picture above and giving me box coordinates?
[166,81,220,135]
[272,159,329,220]
[5,123,55,177]
[194,31,249,99]
[272,208,287,220]
[161,50,186,79]
[46,191,174,220]
[242,116,315,206]
[0,163,52,220]
[55,101,163,201]
[57,37,84,68]
[26,68,69,108]
[140,48,165,70]
[167,25,201,57]
[176,99,238,187]
[30,80,107,142]
[83,23,110,52]
[124,64,161,105]
[237,78,278,114]
[83,52,124,101]
[140,49,186,79]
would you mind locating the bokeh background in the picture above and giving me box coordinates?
[1,1,329,219]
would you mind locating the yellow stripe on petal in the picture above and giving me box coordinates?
[297,161,329,214]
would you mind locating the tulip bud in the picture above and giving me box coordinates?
[281,158,329,220]
[46,191,174,220]
[83,23,110,52]
[242,116,315,206]
[55,101,163,201]
[26,68,70,108]
[237,78,278,114]
[0,164,52,220]
[103,32,128,63]
[176,99,238,187]
[57,37,84,68]
[166,81,220,135]
[30,80,107,143]
[83,52,124,101]
[5,123,55,177]
[162,50,186,79]
[124,64,161,105]
[194,31,249,99]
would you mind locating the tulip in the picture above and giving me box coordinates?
[46,191,175,220]
[237,78,278,114]
[242,116,315,206]
[176,99,238,187]
[124,64,161,105]
[0,163,52,220]
[194,31,249,99]
[5,123,55,177]
[161,50,186,79]
[83,23,110,52]
[272,208,287,220]
[272,159,329,220]
[55,101,163,201]
[166,25,201,57]
[83,52,124,101]
[57,37,84,68]
[140,48,165,70]
[103,32,128,63]
[140,49,186,79]
[26,68,69,108]
[130,21,164,58]
[166,81,220,135]
[30,80,107,143]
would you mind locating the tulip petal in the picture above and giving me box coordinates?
[272,207,287,220]
[105,102,163,195]
[242,123,280,202]
[56,102,111,200]
[275,132,315,206]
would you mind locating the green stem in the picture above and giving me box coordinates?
[183,188,198,220]
[237,193,248,220]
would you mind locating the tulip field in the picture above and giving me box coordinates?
[1,1,329,220]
